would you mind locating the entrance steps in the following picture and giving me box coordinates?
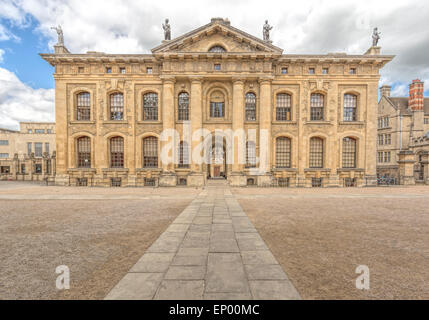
[206,179,229,187]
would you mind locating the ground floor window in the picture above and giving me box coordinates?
[247,177,256,186]
[278,178,290,187]
[111,178,122,187]
[77,178,88,186]
[144,178,156,187]
[344,178,356,187]
[312,178,323,187]
[34,164,42,174]
[177,177,187,186]
[1,166,10,174]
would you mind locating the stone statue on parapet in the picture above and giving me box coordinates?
[263,20,273,41]
[372,27,381,47]
[163,19,171,40]
[51,25,64,46]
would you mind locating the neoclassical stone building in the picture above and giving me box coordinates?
[41,18,393,187]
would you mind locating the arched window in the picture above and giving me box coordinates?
[209,45,226,52]
[77,136,91,168]
[110,136,124,168]
[246,141,257,168]
[143,136,158,168]
[76,92,90,121]
[110,93,124,120]
[310,93,324,121]
[178,92,189,121]
[344,94,357,121]
[245,93,257,121]
[178,141,189,168]
[342,137,357,168]
[210,91,225,118]
[143,93,158,121]
[309,137,324,168]
[276,94,291,121]
[276,137,291,168]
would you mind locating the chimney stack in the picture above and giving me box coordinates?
[409,79,424,111]
[380,85,391,97]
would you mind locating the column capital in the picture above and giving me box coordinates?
[258,76,274,84]
[160,75,176,84]
[189,76,204,84]
[232,77,246,85]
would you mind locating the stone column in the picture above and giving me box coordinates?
[258,77,273,187]
[398,150,415,185]
[364,80,379,186]
[232,79,245,171]
[159,76,177,187]
[54,80,69,186]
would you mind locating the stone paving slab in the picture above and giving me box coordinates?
[105,182,301,300]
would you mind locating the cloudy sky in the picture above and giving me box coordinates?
[0,0,428,130]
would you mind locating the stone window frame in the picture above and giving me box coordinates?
[137,88,162,124]
[342,137,357,168]
[75,91,91,121]
[177,91,190,121]
[343,93,358,122]
[76,136,92,168]
[70,87,96,123]
[142,92,159,121]
[309,136,324,168]
[177,141,190,168]
[142,136,159,168]
[109,92,125,121]
[275,136,292,169]
[109,136,125,168]
[275,93,292,121]
[204,84,231,122]
[245,92,257,122]
[309,92,326,121]
[245,141,257,168]
[272,87,298,123]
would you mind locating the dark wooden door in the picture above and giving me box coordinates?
[214,166,220,177]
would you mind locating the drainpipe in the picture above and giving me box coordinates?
[399,114,402,151]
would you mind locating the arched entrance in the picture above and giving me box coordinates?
[206,136,228,180]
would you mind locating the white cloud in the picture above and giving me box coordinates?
[0,49,4,63]
[0,67,54,130]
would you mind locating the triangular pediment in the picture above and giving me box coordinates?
[152,18,283,54]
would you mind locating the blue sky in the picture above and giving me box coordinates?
[1,0,429,130]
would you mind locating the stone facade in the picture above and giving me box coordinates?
[41,18,393,187]
[377,80,429,184]
[0,122,56,182]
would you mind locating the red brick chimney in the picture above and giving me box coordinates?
[409,79,424,111]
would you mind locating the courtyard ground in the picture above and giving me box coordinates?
[0,182,428,300]
[0,181,200,299]
[232,186,429,299]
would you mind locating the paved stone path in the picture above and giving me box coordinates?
[105,181,301,300]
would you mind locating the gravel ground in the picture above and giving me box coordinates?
[233,186,429,300]
[0,182,199,300]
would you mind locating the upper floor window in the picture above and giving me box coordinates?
[0,140,8,146]
[309,68,315,74]
[77,92,91,121]
[35,129,45,134]
[47,129,53,134]
[143,136,158,168]
[245,93,257,121]
[209,46,226,53]
[322,68,329,74]
[425,118,429,124]
[77,136,91,168]
[281,67,288,75]
[28,129,33,134]
[214,64,221,71]
[342,137,357,168]
[349,68,357,75]
[0,153,8,159]
[27,142,32,156]
[78,67,84,73]
[385,134,391,145]
[45,143,50,154]
[110,93,124,121]
[146,67,153,74]
[309,137,324,168]
[106,67,112,74]
[344,94,357,122]
[276,93,291,121]
[35,142,43,157]
[210,91,225,118]
[384,117,390,127]
[119,67,126,74]
[110,136,124,168]
[276,137,291,168]
[178,92,189,121]
[246,141,257,168]
[143,93,158,121]
[378,134,384,145]
[310,93,324,121]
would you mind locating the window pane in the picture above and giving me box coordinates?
[77,137,91,168]
[77,92,91,121]
[245,93,256,121]
[210,102,224,118]
[35,143,43,157]
[310,94,324,121]
[342,137,356,168]
[110,137,124,168]
[178,141,189,168]
[27,142,32,156]
[246,141,257,168]
[110,93,124,120]
[276,94,291,121]
[143,137,158,168]
[143,93,158,121]
[178,92,189,121]
[344,94,357,121]
[209,46,226,52]
[276,137,291,168]
[309,138,323,168]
